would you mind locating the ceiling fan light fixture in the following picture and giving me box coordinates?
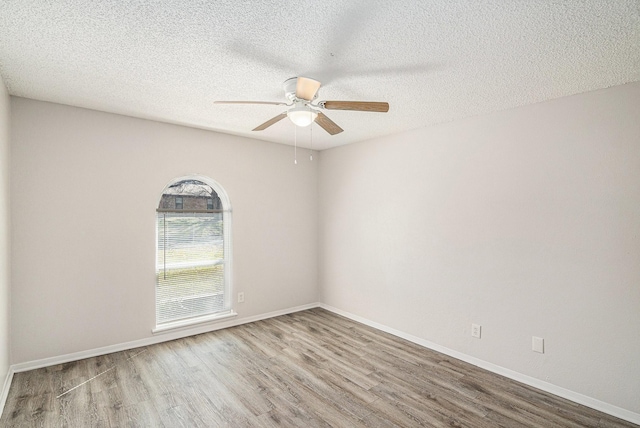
[287,105,318,127]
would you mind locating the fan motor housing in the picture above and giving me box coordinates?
[283,77,299,101]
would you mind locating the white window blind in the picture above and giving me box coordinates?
[156,178,230,326]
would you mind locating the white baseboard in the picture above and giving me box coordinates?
[11,302,320,373]
[0,367,14,418]
[319,303,640,426]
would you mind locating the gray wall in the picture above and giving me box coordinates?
[0,76,10,396]
[10,98,318,363]
[318,82,640,414]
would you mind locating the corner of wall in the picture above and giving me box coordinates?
[0,76,12,417]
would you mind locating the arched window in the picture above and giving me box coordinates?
[155,176,232,330]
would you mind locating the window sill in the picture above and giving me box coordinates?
[152,310,238,334]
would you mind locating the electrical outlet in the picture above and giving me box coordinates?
[532,336,544,353]
[237,292,245,303]
[471,324,481,339]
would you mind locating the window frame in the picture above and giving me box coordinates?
[153,175,235,333]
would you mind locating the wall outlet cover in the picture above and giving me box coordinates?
[533,336,544,353]
[472,323,481,338]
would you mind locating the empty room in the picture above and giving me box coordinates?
[0,1,639,427]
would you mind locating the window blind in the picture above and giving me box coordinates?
[156,211,227,324]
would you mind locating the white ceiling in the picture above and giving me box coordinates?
[1,1,638,150]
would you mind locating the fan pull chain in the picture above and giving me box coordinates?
[294,123,297,165]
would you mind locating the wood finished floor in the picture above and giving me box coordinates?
[1,308,637,427]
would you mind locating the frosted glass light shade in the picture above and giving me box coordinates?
[287,107,318,127]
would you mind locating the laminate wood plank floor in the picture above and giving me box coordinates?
[2,308,637,427]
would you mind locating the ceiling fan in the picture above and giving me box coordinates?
[214,77,389,135]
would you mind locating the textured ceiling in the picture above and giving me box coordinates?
[1,1,638,150]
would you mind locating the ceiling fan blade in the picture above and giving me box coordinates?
[322,101,389,112]
[296,77,321,101]
[315,112,344,135]
[252,113,287,131]
[214,101,288,106]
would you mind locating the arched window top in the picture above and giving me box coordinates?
[158,176,230,212]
